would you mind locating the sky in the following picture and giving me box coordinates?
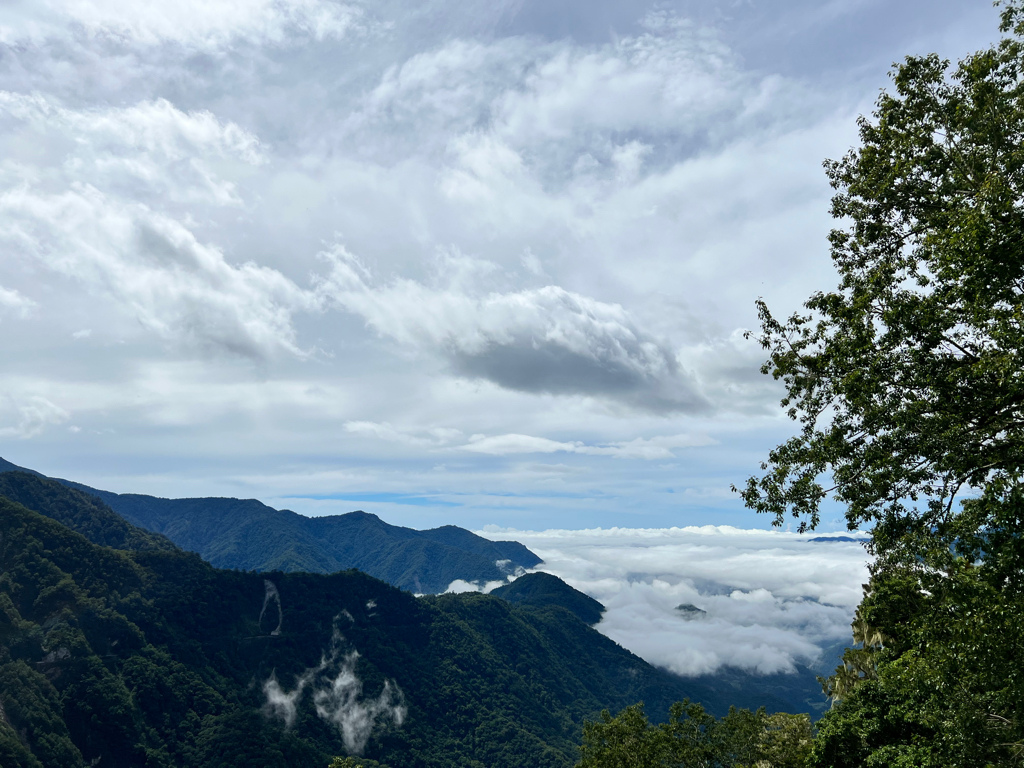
[0,0,1005,531]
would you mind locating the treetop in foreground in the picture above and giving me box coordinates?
[737,0,1024,556]
[574,701,811,768]
[739,2,1024,764]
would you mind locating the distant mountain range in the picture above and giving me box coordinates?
[0,472,808,768]
[0,457,539,594]
[806,535,870,544]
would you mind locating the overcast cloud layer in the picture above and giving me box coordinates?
[0,0,1004,529]
[476,526,872,677]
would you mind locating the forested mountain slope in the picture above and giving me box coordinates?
[0,457,539,593]
[0,471,176,553]
[490,572,605,626]
[0,490,722,768]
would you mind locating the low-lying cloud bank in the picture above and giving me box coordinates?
[474,526,871,677]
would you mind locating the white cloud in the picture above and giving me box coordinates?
[444,579,484,594]
[0,395,70,438]
[682,328,788,414]
[263,625,405,755]
[444,578,514,594]
[1,0,364,48]
[0,92,262,161]
[0,184,317,359]
[357,14,780,159]
[478,526,871,676]
[0,92,264,205]
[318,247,707,411]
[462,432,715,459]
[313,652,406,756]
[341,421,714,460]
[0,92,319,359]
[0,0,999,532]
[490,17,746,146]
[462,434,588,456]
[0,284,35,318]
[263,670,308,728]
[344,421,462,447]
[359,37,536,143]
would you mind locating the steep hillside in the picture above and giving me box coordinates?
[0,472,176,553]
[0,493,712,768]
[0,458,540,593]
[491,573,605,626]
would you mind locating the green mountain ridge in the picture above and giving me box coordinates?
[0,462,833,732]
[490,572,605,626]
[0,457,539,594]
[0,474,795,768]
[0,471,177,554]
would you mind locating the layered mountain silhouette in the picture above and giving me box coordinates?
[0,457,539,594]
[0,459,833,759]
[0,473,791,768]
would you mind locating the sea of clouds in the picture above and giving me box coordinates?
[472,526,871,677]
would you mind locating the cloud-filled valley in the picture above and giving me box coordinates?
[476,526,871,677]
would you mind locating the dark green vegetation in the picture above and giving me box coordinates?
[0,472,176,554]
[0,472,770,768]
[0,457,539,594]
[736,2,1024,764]
[809,552,1024,766]
[490,572,605,626]
[328,759,393,768]
[576,702,811,768]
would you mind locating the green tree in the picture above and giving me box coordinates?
[756,713,813,768]
[810,550,1024,766]
[575,702,810,768]
[739,1,1024,764]
[327,757,392,768]
[737,0,1024,557]
[576,703,678,768]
